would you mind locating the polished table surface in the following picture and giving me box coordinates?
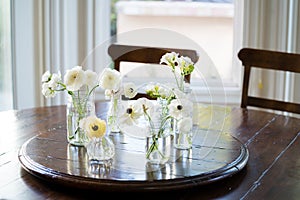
[0,101,300,199]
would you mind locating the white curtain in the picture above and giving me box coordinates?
[242,0,299,103]
[12,0,111,109]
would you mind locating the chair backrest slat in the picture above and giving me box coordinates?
[238,48,300,114]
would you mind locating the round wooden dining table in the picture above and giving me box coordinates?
[1,101,300,199]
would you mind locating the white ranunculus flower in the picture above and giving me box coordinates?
[99,68,121,91]
[85,70,98,88]
[64,66,85,91]
[180,55,193,66]
[157,86,172,98]
[104,89,113,99]
[177,117,193,133]
[48,73,61,90]
[123,82,137,99]
[79,115,107,138]
[41,71,51,83]
[168,98,193,119]
[42,82,56,98]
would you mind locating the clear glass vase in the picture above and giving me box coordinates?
[157,97,173,136]
[146,133,172,165]
[145,101,172,165]
[107,94,121,133]
[173,87,194,150]
[85,136,115,163]
[174,130,193,150]
[67,88,95,146]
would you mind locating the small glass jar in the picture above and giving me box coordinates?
[145,101,172,165]
[107,94,122,133]
[146,133,172,165]
[85,136,115,162]
[67,88,95,146]
[174,127,193,150]
[173,87,194,150]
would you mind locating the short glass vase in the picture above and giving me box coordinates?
[146,134,172,165]
[85,136,115,163]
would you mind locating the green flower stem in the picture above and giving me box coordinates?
[146,136,165,159]
[69,87,95,142]
[108,95,119,126]
[173,72,183,91]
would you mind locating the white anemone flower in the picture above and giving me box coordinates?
[159,52,179,68]
[41,71,51,83]
[136,98,155,116]
[177,117,193,133]
[136,98,161,126]
[123,82,137,99]
[84,70,98,88]
[119,102,143,125]
[99,68,121,91]
[64,66,85,91]
[168,98,193,119]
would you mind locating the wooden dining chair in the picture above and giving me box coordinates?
[107,43,199,99]
[238,47,300,114]
[107,43,199,84]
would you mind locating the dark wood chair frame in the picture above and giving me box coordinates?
[238,47,300,114]
[107,43,200,84]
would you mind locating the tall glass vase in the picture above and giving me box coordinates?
[107,94,121,133]
[173,87,194,150]
[157,97,172,136]
[67,88,95,146]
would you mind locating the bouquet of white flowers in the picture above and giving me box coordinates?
[160,52,195,92]
[41,66,100,146]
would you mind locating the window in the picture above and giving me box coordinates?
[0,0,13,111]
[111,0,242,105]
